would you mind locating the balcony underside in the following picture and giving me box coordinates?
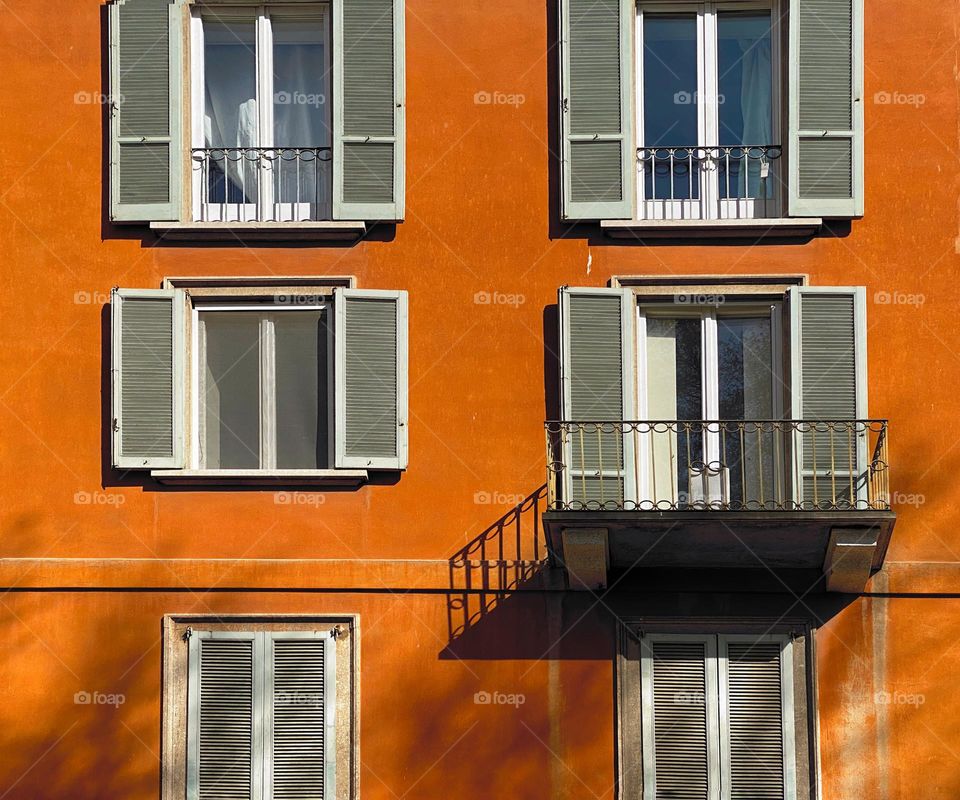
[543,510,896,591]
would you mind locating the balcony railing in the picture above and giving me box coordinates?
[638,144,781,221]
[192,146,333,223]
[545,420,889,512]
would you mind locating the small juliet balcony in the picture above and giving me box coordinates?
[543,420,895,592]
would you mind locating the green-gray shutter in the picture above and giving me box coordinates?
[788,0,863,217]
[560,0,633,220]
[111,288,185,469]
[333,0,405,221]
[334,289,408,470]
[108,0,182,222]
[264,633,336,800]
[788,287,867,508]
[187,634,257,800]
[558,287,636,508]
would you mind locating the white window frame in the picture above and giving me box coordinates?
[191,301,331,471]
[189,3,332,222]
[635,0,783,220]
[635,301,784,505]
[639,632,797,800]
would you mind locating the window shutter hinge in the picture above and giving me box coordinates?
[112,417,119,432]
[331,624,345,641]
[182,627,193,642]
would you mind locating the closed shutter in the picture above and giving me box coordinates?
[111,288,185,469]
[333,0,405,221]
[788,0,863,217]
[560,0,634,220]
[558,287,636,507]
[264,633,336,800]
[334,289,409,469]
[640,635,720,800]
[719,636,796,800]
[187,634,257,800]
[108,0,182,222]
[788,287,867,507]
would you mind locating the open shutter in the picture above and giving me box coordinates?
[333,0,405,221]
[334,289,408,470]
[264,633,336,800]
[187,633,258,800]
[560,0,634,220]
[111,288,185,470]
[788,0,863,217]
[718,635,796,800]
[641,635,720,800]
[108,0,182,222]
[788,287,867,507]
[558,287,636,507]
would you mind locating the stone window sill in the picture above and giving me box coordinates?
[149,221,367,242]
[600,217,823,239]
[150,469,369,487]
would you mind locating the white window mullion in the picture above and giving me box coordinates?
[257,9,274,219]
[700,4,719,219]
[260,315,277,470]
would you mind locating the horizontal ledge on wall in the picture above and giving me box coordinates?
[600,217,823,239]
[149,469,369,487]
[149,221,367,242]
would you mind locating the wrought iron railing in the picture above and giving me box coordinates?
[192,146,333,223]
[638,144,782,220]
[545,420,890,512]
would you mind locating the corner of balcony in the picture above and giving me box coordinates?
[542,420,895,593]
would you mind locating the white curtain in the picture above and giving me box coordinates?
[738,35,772,197]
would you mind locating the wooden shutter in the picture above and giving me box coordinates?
[788,287,867,506]
[187,633,258,800]
[640,635,720,800]
[334,289,408,470]
[108,0,182,222]
[264,633,336,800]
[560,0,634,220]
[788,0,863,217]
[718,635,796,800]
[333,0,405,221]
[558,287,636,507]
[111,288,185,469]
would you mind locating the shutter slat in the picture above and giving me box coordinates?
[651,641,710,799]
[112,289,184,469]
[198,639,254,800]
[562,0,631,219]
[271,639,328,799]
[725,643,785,800]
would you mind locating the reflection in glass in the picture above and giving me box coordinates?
[275,312,327,469]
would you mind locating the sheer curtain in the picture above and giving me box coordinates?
[739,35,772,197]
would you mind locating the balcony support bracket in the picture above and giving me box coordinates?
[560,528,609,591]
[823,527,879,593]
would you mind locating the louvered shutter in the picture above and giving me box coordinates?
[187,633,258,800]
[333,0,405,221]
[111,288,185,469]
[334,289,408,470]
[718,636,796,800]
[560,0,634,220]
[788,287,867,507]
[264,633,336,800]
[108,0,182,222]
[558,287,636,508]
[640,635,720,800]
[788,0,863,217]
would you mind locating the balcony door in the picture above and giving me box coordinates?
[190,6,332,222]
[636,2,781,220]
[638,304,782,508]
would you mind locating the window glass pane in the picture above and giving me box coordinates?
[718,12,773,198]
[201,312,261,469]
[642,15,699,199]
[203,20,258,205]
[274,311,327,469]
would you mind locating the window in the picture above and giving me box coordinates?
[630,632,802,800]
[191,7,334,222]
[161,617,357,800]
[110,283,408,479]
[637,2,782,220]
[559,0,864,222]
[554,285,885,512]
[108,0,404,229]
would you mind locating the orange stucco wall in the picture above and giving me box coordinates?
[0,0,959,797]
